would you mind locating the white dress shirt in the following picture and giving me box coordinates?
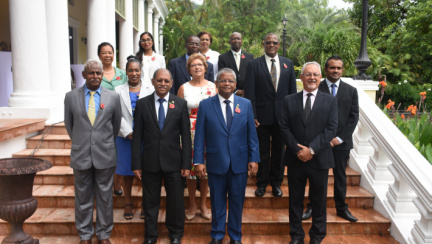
[265,54,280,91]
[302,89,318,109]
[218,93,234,124]
[325,78,340,96]
[231,49,242,70]
[154,92,169,120]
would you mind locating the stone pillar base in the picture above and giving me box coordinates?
[0,107,64,124]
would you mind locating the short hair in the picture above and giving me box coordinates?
[186,35,199,43]
[230,32,242,40]
[265,33,279,42]
[97,42,114,56]
[125,55,141,70]
[216,68,237,82]
[198,31,213,43]
[186,53,208,75]
[83,59,103,72]
[324,55,344,68]
[301,61,321,75]
[153,68,173,81]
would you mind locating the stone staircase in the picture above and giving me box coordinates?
[0,123,399,243]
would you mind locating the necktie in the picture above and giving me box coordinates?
[88,91,96,126]
[235,53,240,70]
[305,93,312,122]
[224,100,232,131]
[158,98,165,131]
[270,58,277,90]
[331,83,337,96]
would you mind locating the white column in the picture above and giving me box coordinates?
[106,0,116,65]
[46,0,71,107]
[87,0,108,60]
[153,13,160,53]
[159,20,164,54]
[134,0,145,54]
[147,2,154,34]
[119,0,134,69]
[7,0,52,108]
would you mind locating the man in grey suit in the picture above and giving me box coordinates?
[64,59,122,244]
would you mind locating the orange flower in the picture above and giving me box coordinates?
[420,92,426,96]
[407,105,417,115]
[379,81,387,88]
[401,114,405,119]
[386,99,395,109]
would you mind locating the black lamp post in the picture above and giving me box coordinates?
[282,17,288,57]
[353,0,372,80]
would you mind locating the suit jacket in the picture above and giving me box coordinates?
[168,54,214,95]
[318,79,359,151]
[244,55,297,125]
[218,50,254,90]
[64,86,122,170]
[131,93,191,173]
[114,82,149,138]
[279,91,338,169]
[193,95,260,175]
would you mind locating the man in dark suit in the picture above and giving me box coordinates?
[302,55,359,222]
[131,68,191,244]
[218,32,254,97]
[64,60,122,244]
[280,61,338,244]
[194,68,260,244]
[169,35,214,94]
[244,33,297,198]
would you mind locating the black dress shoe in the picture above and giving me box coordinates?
[337,209,358,222]
[170,238,181,244]
[142,240,157,244]
[309,237,321,244]
[114,189,123,196]
[230,240,242,244]
[302,207,312,220]
[209,238,223,244]
[255,187,266,197]
[272,186,282,197]
[289,239,304,244]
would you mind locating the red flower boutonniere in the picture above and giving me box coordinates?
[206,56,210,60]
[151,56,156,61]
[190,108,198,116]
[169,101,175,109]
[116,76,121,80]
[207,90,212,95]
[235,104,240,114]
[100,103,105,109]
[283,63,288,69]
[241,54,245,59]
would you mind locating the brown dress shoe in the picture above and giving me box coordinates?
[98,239,112,244]
[80,240,91,244]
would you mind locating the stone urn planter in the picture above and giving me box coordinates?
[0,157,52,244]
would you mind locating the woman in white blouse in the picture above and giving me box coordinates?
[135,32,166,97]
[198,31,220,80]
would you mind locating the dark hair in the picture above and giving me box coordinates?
[135,32,156,65]
[97,42,114,56]
[126,55,141,70]
[198,31,213,44]
[325,55,344,68]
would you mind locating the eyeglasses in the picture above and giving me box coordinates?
[301,73,321,78]
[190,63,204,68]
[265,41,279,45]
[187,42,200,47]
[218,79,235,84]
[86,71,102,76]
[140,38,152,43]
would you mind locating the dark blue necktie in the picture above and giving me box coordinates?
[331,83,337,96]
[158,98,165,131]
[225,100,232,130]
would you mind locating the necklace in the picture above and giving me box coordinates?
[104,67,114,74]
[129,80,142,89]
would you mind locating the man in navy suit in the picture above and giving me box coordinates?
[194,68,260,244]
[218,32,254,97]
[244,33,297,198]
[169,35,214,94]
[280,62,338,244]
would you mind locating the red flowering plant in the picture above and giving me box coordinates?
[151,56,156,61]
[169,101,175,109]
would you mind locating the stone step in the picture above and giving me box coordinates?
[26,134,71,149]
[44,123,68,135]
[0,234,399,243]
[0,208,391,237]
[33,165,360,187]
[32,184,374,209]
[13,149,71,166]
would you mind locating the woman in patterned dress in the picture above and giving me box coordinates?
[177,53,217,220]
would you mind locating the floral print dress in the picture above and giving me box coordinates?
[183,81,217,179]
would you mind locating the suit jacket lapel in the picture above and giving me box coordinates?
[94,88,107,126]
[259,56,275,91]
[78,87,88,122]
[230,96,240,131]
[120,84,133,115]
[229,51,239,73]
[162,95,175,131]
[336,80,345,100]
[147,93,159,129]
[296,92,306,125]
[211,96,229,132]
[180,55,190,82]
[307,91,324,123]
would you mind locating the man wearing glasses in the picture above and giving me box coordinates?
[168,35,214,94]
[244,33,297,199]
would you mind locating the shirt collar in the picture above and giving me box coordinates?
[218,93,234,104]
[231,49,242,56]
[85,85,101,95]
[154,92,170,102]
[185,54,190,61]
[303,88,318,97]
[265,54,279,62]
[325,78,340,88]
